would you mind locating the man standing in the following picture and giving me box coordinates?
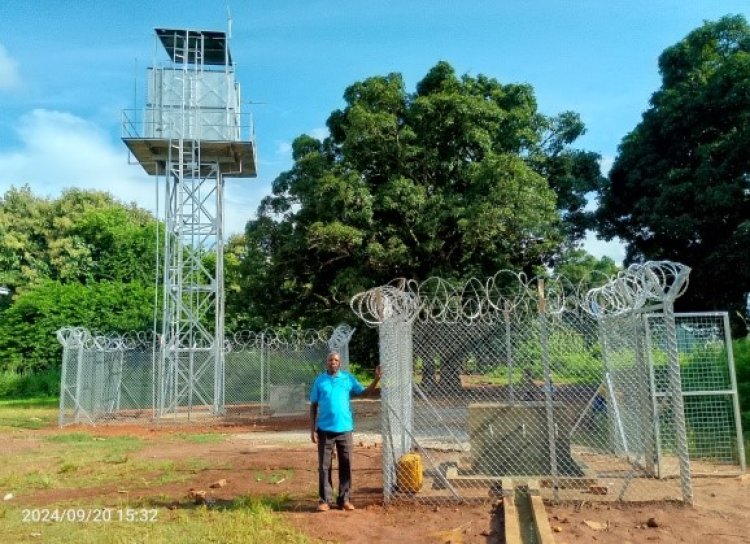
[310,351,381,512]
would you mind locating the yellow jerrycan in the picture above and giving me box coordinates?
[396,452,423,493]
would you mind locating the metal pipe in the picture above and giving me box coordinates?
[723,313,746,472]
[644,314,664,478]
[538,279,559,500]
[664,303,693,504]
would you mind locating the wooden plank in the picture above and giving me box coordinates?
[503,479,523,544]
[530,494,557,544]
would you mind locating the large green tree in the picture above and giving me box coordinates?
[240,62,603,331]
[0,186,160,371]
[0,186,158,293]
[0,281,155,372]
[596,15,750,328]
[553,248,620,287]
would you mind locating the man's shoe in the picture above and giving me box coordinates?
[317,503,330,512]
[341,502,355,511]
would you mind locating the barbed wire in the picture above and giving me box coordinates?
[351,261,691,325]
[583,261,691,317]
[327,323,356,352]
[55,327,155,351]
[56,324,353,351]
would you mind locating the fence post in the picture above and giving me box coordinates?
[399,320,414,455]
[723,313,746,472]
[379,322,393,503]
[635,316,656,477]
[538,279,559,500]
[58,341,70,428]
[214,336,225,416]
[643,314,665,478]
[151,334,158,420]
[504,300,515,403]
[664,303,693,504]
[260,332,265,417]
[114,347,125,412]
[74,337,85,424]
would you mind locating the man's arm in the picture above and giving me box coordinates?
[310,402,318,443]
[359,366,382,398]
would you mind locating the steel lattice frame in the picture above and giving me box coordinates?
[157,32,224,418]
[122,28,256,419]
[159,142,225,417]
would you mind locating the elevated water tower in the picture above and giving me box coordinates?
[122,28,256,418]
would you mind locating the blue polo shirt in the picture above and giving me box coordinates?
[310,370,365,433]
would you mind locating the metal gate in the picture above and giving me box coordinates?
[644,312,745,477]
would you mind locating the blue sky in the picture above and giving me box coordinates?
[1,1,748,264]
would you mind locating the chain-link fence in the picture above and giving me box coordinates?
[57,328,155,426]
[352,262,745,505]
[58,324,355,426]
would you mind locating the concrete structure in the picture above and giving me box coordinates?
[468,402,583,477]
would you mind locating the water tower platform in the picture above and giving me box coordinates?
[122,137,257,178]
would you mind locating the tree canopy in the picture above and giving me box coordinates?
[0,280,155,372]
[0,186,158,293]
[0,186,159,371]
[554,248,620,287]
[241,61,603,328]
[596,15,750,327]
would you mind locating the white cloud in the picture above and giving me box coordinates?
[309,126,328,141]
[274,126,327,158]
[276,141,292,156]
[224,181,272,235]
[0,109,155,212]
[599,154,615,177]
[582,230,626,265]
[0,109,270,237]
[0,44,21,90]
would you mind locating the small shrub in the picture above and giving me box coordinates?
[0,368,61,399]
[57,462,79,474]
[733,337,750,439]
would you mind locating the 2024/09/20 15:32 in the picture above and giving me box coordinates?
[22,508,158,523]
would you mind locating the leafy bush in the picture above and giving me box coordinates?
[0,280,155,373]
[733,337,750,439]
[0,368,61,399]
[513,325,602,383]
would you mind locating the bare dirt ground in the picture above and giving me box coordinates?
[7,411,750,544]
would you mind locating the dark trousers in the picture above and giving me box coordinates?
[317,430,353,505]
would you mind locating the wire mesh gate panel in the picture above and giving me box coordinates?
[644,312,745,477]
[58,325,354,426]
[353,262,744,505]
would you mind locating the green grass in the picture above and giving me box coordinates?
[0,397,59,407]
[169,432,225,444]
[0,429,228,496]
[0,433,144,492]
[253,468,294,484]
[147,459,216,486]
[0,496,310,544]
[0,398,58,430]
[348,361,376,384]
[0,403,228,492]
[457,370,593,387]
